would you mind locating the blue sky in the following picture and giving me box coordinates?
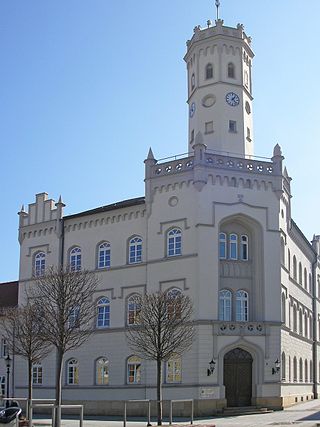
[1,0,319,282]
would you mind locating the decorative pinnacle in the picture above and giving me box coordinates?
[215,0,221,20]
[147,147,155,161]
[273,143,282,158]
[56,195,65,207]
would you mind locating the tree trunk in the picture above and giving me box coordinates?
[28,359,32,425]
[55,348,63,427]
[157,358,162,426]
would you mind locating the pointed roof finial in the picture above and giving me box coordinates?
[56,195,65,208]
[147,147,155,161]
[20,204,25,213]
[215,0,221,20]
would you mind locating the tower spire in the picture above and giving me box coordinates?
[215,0,220,20]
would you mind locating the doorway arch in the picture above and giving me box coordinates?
[223,347,253,407]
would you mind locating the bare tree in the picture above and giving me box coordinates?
[0,303,51,416]
[28,267,99,427]
[126,291,195,425]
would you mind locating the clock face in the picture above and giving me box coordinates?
[189,102,196,118]
[226,92,240,107]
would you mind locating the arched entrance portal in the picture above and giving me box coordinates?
[223,347,253,407]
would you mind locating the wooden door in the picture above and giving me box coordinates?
[224,348,253,407]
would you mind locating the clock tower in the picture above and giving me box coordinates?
[184,19,254,157]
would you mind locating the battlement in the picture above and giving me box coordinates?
[186,19,252,54]
[18,192,65,228]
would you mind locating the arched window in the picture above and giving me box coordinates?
[293,256,297,280]
[191,73,195,90]
[127,356,141,384]
[205,63,213,80]
[304,268,308,290]
[299,310,303,335]
[310,360,313,382]
[219,233,227,259]
[98,242,111,269]
[236,290,248,321]
[293,305,297,332]
[32,363,43,385]
[293,356,297,382]
[166,354,182,383]
[167,288,182,319]
[304,313,308,337]
[96,297,110,328]
[127,294,141,325]
[281,293,286,324]
[70,247,81,271]
[219,290,232,321]
[305,359,308,382]
[310,274,313,293]
[229,234,238,260]
[34,252,46,277]
[309,316,313,339]
[299,358,303,382]
[298,262,302,285]
[68,306,80,329]
[167,228,182,257]
[227,62,235,78]
[288,356,291,382]
[280,238,285,265]
[96,357,109,385]
[281,352,286,381]
[67,359,79,385]
[129,237,142,264]
[288,249,291,272]
[241,235,248,261]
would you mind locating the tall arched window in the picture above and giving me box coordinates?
[70,247,81,271]
[299,358,303,382]
[34,252,46,277]
[205,63,213,79]
[219,290,232,321]
[129,237,142,264]
[167,228,182,257]
[293,305,297,332]
[32,363,43,385]
[127,294,141,325]
[98,242,111,269]
[236,290,248,321]
[281,352,286,381]
[288,356,291,382]
[280,238,285,265]
[293,356,297,382]
[305,359,308,382]
[309,316,313,339]
[96,297,110,328]
[288,249,291,272]
[310,274,313,293]
[167,288,182,319]
[293,256,297,280]
[304,268,308,290]
[299,310,303,335]
[227,62,235,78]
[281,293,286,324]
[127,356,141,384]
[96,357,109,385]
[219,233,227,259]
[67,359,79,385]
[299,262,302,285]
[310,360,313,382]
[166,353,182,383]
[304,313,308,337]
[241,235,248,261]
[229,234,238,260]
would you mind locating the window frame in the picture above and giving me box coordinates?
[98,242,111,269]
[227,62,235,79]
[219,289,232,321]
[166,354,182,383]
[205,63,213,80]
[127,294,141,326]
[127,356,141,384]
[96,357,109,385]
[70,247,82,272]
[67,358,79,386]
[128,236,143,265]
[229,234,238,260]
[96,297,110,329]
[32,363,43,385]
[167,228,182,257]
[236,290,249,321]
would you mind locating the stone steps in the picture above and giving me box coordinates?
[222,406,273,416]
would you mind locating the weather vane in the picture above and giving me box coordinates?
[215,0,221,20]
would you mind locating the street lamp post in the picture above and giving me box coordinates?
[5,355,11,408]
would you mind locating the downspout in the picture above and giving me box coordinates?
[312,252,318,399]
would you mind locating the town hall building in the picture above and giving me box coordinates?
[10,12,320,416]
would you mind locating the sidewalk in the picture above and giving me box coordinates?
[32,399,320,427]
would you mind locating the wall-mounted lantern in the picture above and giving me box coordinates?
[207,358,216,376]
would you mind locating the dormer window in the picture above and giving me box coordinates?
[228,62,235,79]
[205,63,213,80]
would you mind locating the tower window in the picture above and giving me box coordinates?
[229,120,237,133]
[227,62,235,79]
[190,129,194,144]
[246,127,251,141]
[205,121,214,134]
[244,70,249,87]
[205,63,213,80]
[191,73,195,90]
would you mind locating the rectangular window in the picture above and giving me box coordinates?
[0,376,5,396]
[32,365,43,385]
[229,120,237,133]
[166,358,181,383]
[205,121,214,134]
[1,339,7,358]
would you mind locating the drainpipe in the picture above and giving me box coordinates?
[312,253,318,399]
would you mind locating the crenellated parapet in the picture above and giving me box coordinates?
[18,193,64,227]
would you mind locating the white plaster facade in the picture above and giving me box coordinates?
[10,18,320,416]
